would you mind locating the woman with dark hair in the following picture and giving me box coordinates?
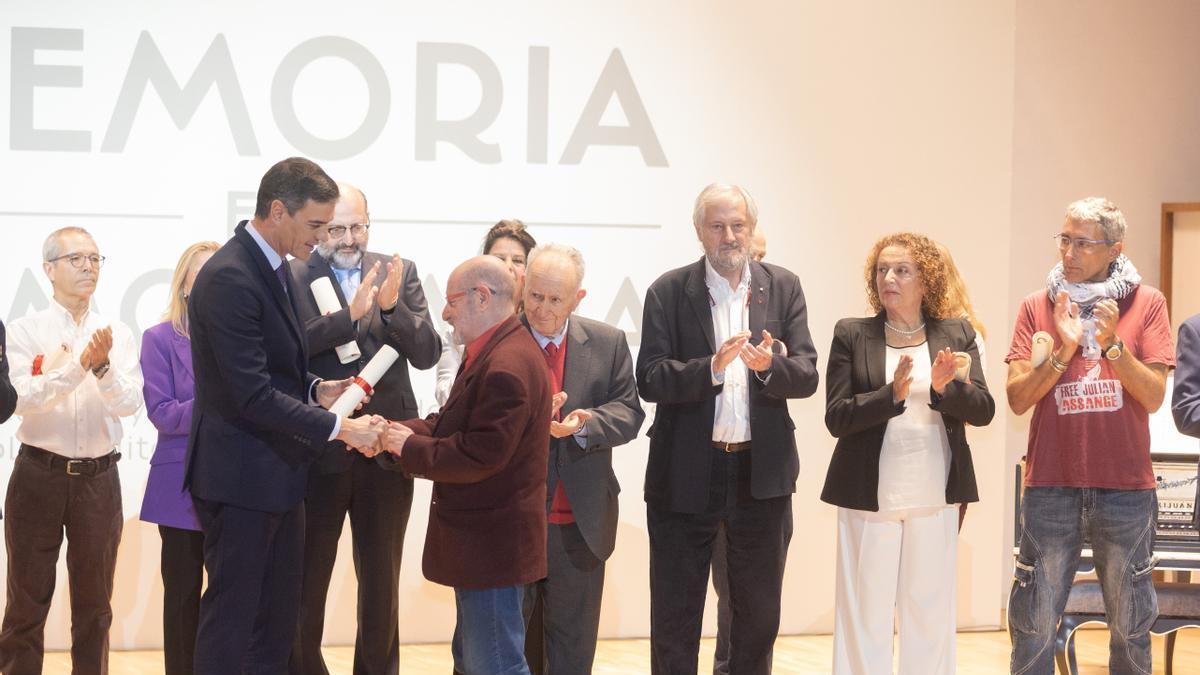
[139,240,219,675]
[434,219,537,407]
[821,232,994,675]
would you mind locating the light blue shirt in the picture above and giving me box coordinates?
[332,266,361,303]
[245,222,340,440]
[529,320,587,447]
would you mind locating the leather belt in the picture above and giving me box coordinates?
[712,440,752,453]
[20,444,121,476]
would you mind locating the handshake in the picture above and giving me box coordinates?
[314,377,415,458]
[335,415,413,458]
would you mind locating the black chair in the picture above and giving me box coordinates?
[1056,579,1200,675]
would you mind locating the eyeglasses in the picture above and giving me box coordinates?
[327,223,370,239]
[445,286,497,307]
[1052,234,1114,253]
[48,253,106,269]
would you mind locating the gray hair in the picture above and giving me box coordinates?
[43,226,94,261]
[692,183,759,230]
[527,243,586,287]
[1065,197,1126,242]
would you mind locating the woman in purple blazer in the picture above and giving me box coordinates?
[140,241,218,675]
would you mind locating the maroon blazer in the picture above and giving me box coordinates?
[385,315,552,589]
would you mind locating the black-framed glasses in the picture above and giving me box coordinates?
[327,223,370,239]
[48,253,106,269]
[1052,234,1114,253]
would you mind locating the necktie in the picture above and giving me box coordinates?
[543,342,563,421]
[275,263,290,297]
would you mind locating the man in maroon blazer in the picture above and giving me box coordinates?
[380,255,551,675]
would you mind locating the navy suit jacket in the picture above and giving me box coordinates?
[184,222,337,513]
[1174,312,1200,440]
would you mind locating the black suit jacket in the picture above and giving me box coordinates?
[184,222,337,513]
[1174,312,1200,440]
[0,319,16,424]
[636,257,820,514]
[290,251,441,473]
[522,314,645,561]
[820,313,995,511]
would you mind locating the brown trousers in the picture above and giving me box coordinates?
[0,447,122,675]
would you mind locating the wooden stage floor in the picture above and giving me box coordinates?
[42,628,1200,673]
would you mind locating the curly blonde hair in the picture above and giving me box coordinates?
[863,232,950,320]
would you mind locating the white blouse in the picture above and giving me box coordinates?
[877,342,952,512]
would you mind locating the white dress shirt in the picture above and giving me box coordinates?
[7,300,143,458]
[706,259,752,444]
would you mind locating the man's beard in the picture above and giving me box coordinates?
[317,242,363,269]
[708,245,748,274]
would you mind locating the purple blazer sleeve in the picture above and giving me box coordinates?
[141,323,193,438]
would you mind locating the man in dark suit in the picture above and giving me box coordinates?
[0,319,15,424]
[185,157,386,675]
[288,182,441,675]
[380,255,551,675]
[1175,312,1200,440]
[636,183,819,674]
[518,243,644,673]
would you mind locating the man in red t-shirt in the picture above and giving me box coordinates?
[1005,197,1174,674]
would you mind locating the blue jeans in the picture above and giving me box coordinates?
[1008,487,1158,675]
[451,585,530,675]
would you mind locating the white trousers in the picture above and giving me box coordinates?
[832,505,958,675]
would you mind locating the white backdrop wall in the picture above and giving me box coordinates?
[0,0,1192,653]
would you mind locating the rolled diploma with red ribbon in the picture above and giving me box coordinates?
[330,345,399,417]
[310,277,362,364]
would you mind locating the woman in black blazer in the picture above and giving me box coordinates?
[821,232,994,675]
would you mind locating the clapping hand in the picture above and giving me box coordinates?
[377,254,405,312]
[713,331,751,375]
[930,347,956,395]
[1052,290,1083,358]
[739,329,775,372]
[348,261,381,322]
[551,391,568,418]
[1092,298,1121,349]
[892,354,914,404]
[551,408,593,438]
[80,327,113,372]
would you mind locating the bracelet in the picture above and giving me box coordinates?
[1049,353,1068,373]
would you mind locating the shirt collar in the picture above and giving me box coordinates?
[246,222,285,271]
[462,320,506,369]
[49,297,89,325]
[529,318,569,349]
[703,257,750,294]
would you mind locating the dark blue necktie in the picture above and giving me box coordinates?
[275,263,290,297]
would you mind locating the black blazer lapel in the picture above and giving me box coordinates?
[684,259,716,352]
[866,312,888,390]
[234,223,305,347]
[748,262,770,341]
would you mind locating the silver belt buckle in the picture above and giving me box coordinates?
[722,441,734,453]
[66,460,84,476]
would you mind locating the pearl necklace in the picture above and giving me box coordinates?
[884,321,926,336]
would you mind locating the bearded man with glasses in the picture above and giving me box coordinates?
[1005,197,1175,674]
[0,227,144,674]
[287,181,441,675]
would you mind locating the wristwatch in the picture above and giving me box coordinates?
[1103,338,1124,361]
[92,362,111,379]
